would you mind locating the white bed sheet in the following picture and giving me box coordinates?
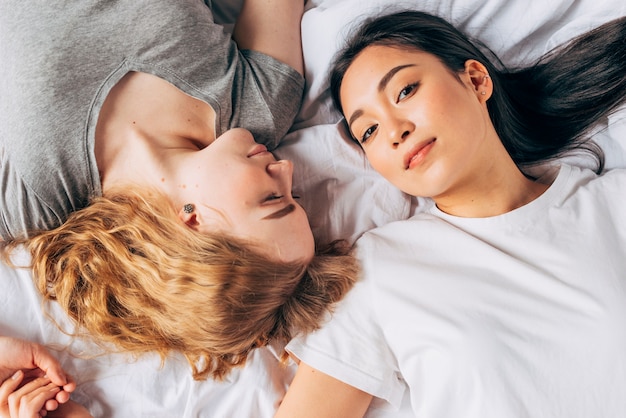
[2,0,625,416]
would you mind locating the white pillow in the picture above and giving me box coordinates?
[297,0,626,126]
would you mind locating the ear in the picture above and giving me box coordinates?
[464,59,492,102]
[178,206,200,229]
[178,204,226,234]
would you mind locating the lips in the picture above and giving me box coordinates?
[404,138,436,169]
[247,144,268,157]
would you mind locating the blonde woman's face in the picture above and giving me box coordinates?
[340,45,494,199]
[175,128,315,264]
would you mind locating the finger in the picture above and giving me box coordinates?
[44,397,59,411]
[26,384,60,407]
[54,389,70,405]
[30,345,67,388]
[7,378,53,418]
[12,383,60,418]
[0,370,24,396]
[52,373,75,406]
[0,370,25,406]
[60,374,76,394]
[8,377,52,401]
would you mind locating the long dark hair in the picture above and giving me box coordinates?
[330,11,626,173]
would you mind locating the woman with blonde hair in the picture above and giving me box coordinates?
[0,0,358,415]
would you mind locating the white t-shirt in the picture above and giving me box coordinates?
[287,164,626,417]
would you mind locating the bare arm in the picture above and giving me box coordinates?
[233,0,304,75]
[275,362,373,418]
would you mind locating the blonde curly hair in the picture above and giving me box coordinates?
[2,188,358,380]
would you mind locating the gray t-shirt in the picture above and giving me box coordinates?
[0,0,304,240]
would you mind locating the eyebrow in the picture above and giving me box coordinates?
[262,203,296,220]
[347,63,416,128]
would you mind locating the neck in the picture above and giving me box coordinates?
[434,158,550,218]
[94,71,216,192]
[96,125,165,192]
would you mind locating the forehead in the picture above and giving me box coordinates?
[341,45,458,100]
[230,206,314,263]
[341,47,423,99]
[349,45,439,75]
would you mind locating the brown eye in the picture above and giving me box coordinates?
[397,82,419,102]
[360,124,378,144]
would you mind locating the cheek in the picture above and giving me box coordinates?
[424,93,459,128]
[216,164,259,201]
[365,146,396,179]
[293,209,315,243]
[441,87,482,127]
[280,212,315,262]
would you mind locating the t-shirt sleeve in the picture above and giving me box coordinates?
[286,280,406,410]
[231,50,304,150]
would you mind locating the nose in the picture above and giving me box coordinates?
[388,116,415,148]
[266,159,294,179]
[266,160,294,194]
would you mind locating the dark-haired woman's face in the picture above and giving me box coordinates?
[340,45,497,200]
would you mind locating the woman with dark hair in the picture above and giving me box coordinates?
[276,11,626,418]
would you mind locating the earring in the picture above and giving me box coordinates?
[481,91,486,95]
[183,203,194,214]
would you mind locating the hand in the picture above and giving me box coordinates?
[0,371,60,418]
[0,338,75,414]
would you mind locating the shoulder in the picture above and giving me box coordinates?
[355,213,454,259]
[597,166,626,185]
[544,165,626,234]
[285,277,405,407]
[562,164,626,200]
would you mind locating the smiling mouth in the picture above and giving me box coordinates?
[404,138,436,169]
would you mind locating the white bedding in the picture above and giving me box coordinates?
[2,0,625,416]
